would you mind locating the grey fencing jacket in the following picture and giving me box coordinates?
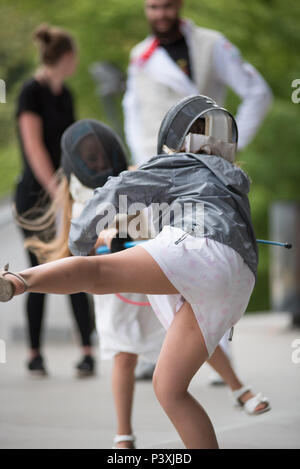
[69,153,259,283]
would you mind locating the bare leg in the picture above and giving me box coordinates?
[207,346,242,390]
[153,300,219,449]
[112,352,138,449]
[5,249,265,413]
[7,248,219,447]
[207,346,267,412]
[11,247,178,296]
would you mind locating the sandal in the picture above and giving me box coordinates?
[0,264,28,302]
[230,385,271,415]
[112,434,136,449]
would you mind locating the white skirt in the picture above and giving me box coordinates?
[139,225,255,358]
[93,293,165,362]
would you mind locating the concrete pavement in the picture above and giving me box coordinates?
[1,311,300,448]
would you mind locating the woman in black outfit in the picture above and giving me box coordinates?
[14,23,95,377]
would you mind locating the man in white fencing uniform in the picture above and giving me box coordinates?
[123,0,273,382]
[123,0,272,164]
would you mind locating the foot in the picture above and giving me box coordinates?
[76,355,95,378]
[115,440,135,449]
[237,390,268,413]
[27,354,48,377]
[0,264,28,302]
[112,434,136,449]
[0,265,15,302]
[232,385,271,415]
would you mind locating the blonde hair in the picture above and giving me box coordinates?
[15,170,73,263]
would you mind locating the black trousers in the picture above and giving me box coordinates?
[21,228,94,350]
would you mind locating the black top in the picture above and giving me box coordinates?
[160,35,192,79]
[15,78,75,214]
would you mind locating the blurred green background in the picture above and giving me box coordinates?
[0,0,299,311]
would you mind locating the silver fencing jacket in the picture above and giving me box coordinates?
[69,153,258,282]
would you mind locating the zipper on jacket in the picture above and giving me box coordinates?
[228,326,234,342]
[174,226,196,245]
[174,232,190,245]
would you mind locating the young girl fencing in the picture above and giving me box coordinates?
[1,95,268,448]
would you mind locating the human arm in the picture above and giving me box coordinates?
[18,112,58,199]
[122,63,147,166]
[213,37,273,150]
[68,168,168,256]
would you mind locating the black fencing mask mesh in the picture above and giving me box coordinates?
[61,119,128,189]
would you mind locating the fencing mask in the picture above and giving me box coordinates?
[157,95,238,162]
[61,119,128,190]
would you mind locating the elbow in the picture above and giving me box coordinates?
[245,84,273,120]
[256,83,274,113]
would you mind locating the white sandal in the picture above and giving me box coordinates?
[230,385,271,415]
[0,264,28,302]
[112,434,136,449]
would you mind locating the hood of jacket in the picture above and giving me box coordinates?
[139,152,251,195]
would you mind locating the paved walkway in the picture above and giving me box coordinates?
[0,313,299,449]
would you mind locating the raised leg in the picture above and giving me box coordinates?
[9,246,179,296]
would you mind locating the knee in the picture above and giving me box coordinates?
[115,352,138,370]
[153,367,185,410]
